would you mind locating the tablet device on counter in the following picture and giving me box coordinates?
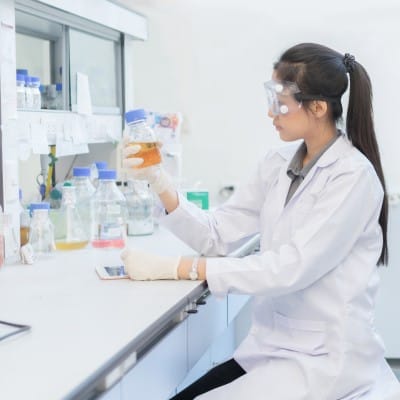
[96,265,129,280]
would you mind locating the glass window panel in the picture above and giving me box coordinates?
[69,29,119,109]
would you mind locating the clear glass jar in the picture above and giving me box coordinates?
[16,73,26,109]
[72,167,95,239]
[55,186,88,250]
[124,109,162,169]
[91,169,127,249]
[126,180,154,236]
[29,202,55,258]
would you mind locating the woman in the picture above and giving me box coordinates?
[121,43,400,399]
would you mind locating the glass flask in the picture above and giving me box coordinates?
[124,109,161,169]
[55,186,88,250]
[125,180,154,236]
[91,169,127,249]
[29,202,55,257]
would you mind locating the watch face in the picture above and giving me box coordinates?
[189,271,198,280]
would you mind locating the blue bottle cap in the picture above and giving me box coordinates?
[56,83,62,91]
[16,73,26,82]
[30,76,40,85]
[98,169,116,180]
[16,68,28,75]
[95,161,107,170]
[25,75,31,84]
[29,202,50,210]
[73,167,91,177]
[125,109,147,124]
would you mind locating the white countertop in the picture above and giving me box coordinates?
[0,227,203,400]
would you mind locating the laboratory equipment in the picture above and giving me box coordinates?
[125,109,161,168]
[24,76,33,109]
[125,180,154,236]
[46,84,57,109]
[16,73,26,109]
[30,76,41,110]
[91,169,127,249]
[55,83,63,109]
[55,185,88,250]
[72,167,95,238]
[28,202,55,257]
[90,161,107,187]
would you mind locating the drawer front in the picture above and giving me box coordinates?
[121,321,188,400]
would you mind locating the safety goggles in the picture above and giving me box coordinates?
[263,80,302,116]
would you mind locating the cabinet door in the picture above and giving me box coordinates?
[121,321,187,400]
[187,295,227,369]
[227,294,250,325]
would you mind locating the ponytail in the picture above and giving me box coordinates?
[346,62,388,265]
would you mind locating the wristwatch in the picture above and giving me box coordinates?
[189,257,199,280]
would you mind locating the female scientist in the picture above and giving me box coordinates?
[121,43,400,399]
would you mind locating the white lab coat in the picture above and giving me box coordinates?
[161,134,400,399]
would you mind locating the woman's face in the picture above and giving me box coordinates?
[267,73,313,142]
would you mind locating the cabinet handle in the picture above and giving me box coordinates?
[186,309,198,314]
[196,299,206,305]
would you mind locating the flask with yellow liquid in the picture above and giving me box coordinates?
[125,109,161,168]
[55,185,88,250]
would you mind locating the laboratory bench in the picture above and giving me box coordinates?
[0,227,257,400]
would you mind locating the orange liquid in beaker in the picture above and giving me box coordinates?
[55,240,89,250]
[128,142,161,168]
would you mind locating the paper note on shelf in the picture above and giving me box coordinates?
[76,72,92,116]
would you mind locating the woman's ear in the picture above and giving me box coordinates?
[310,100,328,118]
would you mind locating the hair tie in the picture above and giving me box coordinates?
[343,53,356,73]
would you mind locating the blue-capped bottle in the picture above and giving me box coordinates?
[124,109,162,169]
[90,169,127,249]
[28,202,55,257]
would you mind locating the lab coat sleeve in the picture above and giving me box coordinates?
[160,153,281,256]
[206,165,384,297]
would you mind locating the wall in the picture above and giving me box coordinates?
[126,0,400,203]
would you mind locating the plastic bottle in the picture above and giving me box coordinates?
[55,186,88,250]
[39,84,47,109]
[30,77,41,110]
[72,167,95,238]
[24,76,33,109]
[90,161,107,187]
[55,83,63,110]
[16,73,26,109]
[124,109,162,169]
[19,189,30,247]
[91,169,127,249]
[125,180,154,236]
[28,202,55,258]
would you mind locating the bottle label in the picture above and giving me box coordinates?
[99,223,123,240]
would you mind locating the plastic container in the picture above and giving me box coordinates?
[91,169,127,249]
[30,76,41,110]
[24,76,33,109]
[55,83,63,109]
[55,186,88,250]
[39,84,47,109]
[16,73,26,109]
[28,202,55,257]
[46,84,57,109]
[125,180,154,236]
[72,167,95,238]
[124,109,162,168]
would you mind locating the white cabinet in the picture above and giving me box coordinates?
[98,383,121,400]
[121,321,188,400]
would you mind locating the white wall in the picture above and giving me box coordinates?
[125,0,400,203]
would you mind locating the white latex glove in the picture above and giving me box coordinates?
[121,248,180,280]
[121,135,173,194]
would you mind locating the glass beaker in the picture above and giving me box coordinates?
[55,186,88,250]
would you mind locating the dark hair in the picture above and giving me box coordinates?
[274,43,388,265]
